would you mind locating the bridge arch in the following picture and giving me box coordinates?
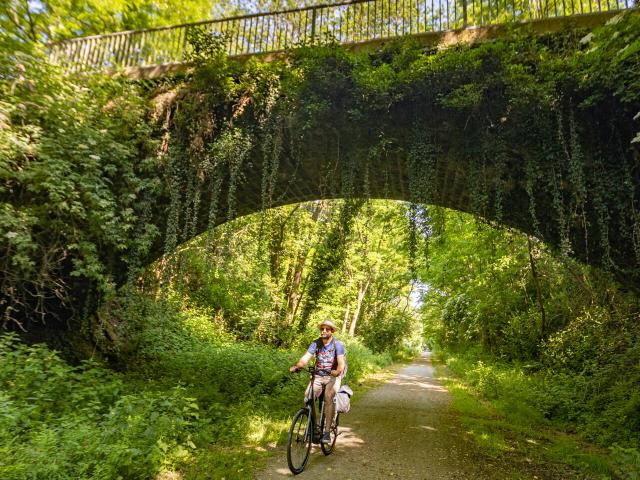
[149,15,640,288]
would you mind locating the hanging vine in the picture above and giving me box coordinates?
[524,155,542,240]
[407,126,437,205]
[489,134,508,226]
[152,9,640,296]
[557,105,590,260]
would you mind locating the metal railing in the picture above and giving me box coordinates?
[49,0,632,72]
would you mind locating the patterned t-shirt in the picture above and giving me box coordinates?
[307,338,345,376]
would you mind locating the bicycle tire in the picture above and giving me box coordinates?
[287,408,312,474]
[320,413,339,455]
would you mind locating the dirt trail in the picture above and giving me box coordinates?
[256,351,509,479]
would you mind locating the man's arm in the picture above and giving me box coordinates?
[331,355,345,377]
[290,351,313,372]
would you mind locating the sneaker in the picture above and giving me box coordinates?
[321,432,331,444]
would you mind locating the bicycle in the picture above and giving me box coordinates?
[287,366,340,474]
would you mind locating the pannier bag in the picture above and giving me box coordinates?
[335,385,353,414]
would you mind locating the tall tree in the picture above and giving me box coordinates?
[1,0,237,45]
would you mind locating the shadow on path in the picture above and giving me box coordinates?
[255,351,509,479]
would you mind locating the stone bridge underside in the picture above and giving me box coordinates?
[144,14,639,288]
[156,95,640,287]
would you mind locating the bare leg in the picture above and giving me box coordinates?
[324,377,341,432]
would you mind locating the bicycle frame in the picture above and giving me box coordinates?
[287,365,339,474]
[303,367,328,444]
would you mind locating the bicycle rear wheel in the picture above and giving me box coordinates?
[320,413,339,455]
[287,408,312,474]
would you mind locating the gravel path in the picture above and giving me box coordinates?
[255,351,510,479]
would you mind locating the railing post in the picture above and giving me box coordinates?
[182,25,190,61]
[311,7,317,44]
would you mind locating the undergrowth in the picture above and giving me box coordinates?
[0,293,393,479]
[433,348,640,479]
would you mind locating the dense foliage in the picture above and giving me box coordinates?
[160,200,421,353]
[420,208,640,473]
[2,10,638,339]
[0,43,161,334]
[0,290,393,479]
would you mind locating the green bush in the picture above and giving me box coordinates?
[611,444,640,480]
[341,337,393,383]
[440,346,640,457]
[0,333,203,479]
[1,48,159,331]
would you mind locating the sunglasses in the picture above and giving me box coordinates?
[320,327,333,332]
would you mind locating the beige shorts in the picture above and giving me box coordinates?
[305,374,342,432]
[305,374,341,400]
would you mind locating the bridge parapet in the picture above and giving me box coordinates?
[49,0,632,74]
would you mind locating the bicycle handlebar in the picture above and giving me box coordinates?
[291,365,331,375]
[292,365,328,375]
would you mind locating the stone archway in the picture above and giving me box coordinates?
[142,12,639,290]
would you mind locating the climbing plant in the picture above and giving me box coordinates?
[2,10,639,338]
[0,45,159,333]
[161,11,639,284]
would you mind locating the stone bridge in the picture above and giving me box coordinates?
[47,2,639,286]
[139,14,639,292]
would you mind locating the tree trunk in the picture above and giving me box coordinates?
[349,279,370,336]
[283,251,307,325]
[401,282,414,316]
[527,236,547,337]
[342,300,351,333]
[268,205,300,284]
[282,202,323,326]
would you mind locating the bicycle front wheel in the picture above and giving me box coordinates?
[287,408,312,474]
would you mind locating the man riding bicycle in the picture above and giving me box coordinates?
[290,319,346,444]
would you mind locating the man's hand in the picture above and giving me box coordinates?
[330,370,342,377]
[290,365,299,373]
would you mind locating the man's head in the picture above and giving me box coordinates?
[318,319,336,339]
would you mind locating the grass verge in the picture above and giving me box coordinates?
[432,352,617,480]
